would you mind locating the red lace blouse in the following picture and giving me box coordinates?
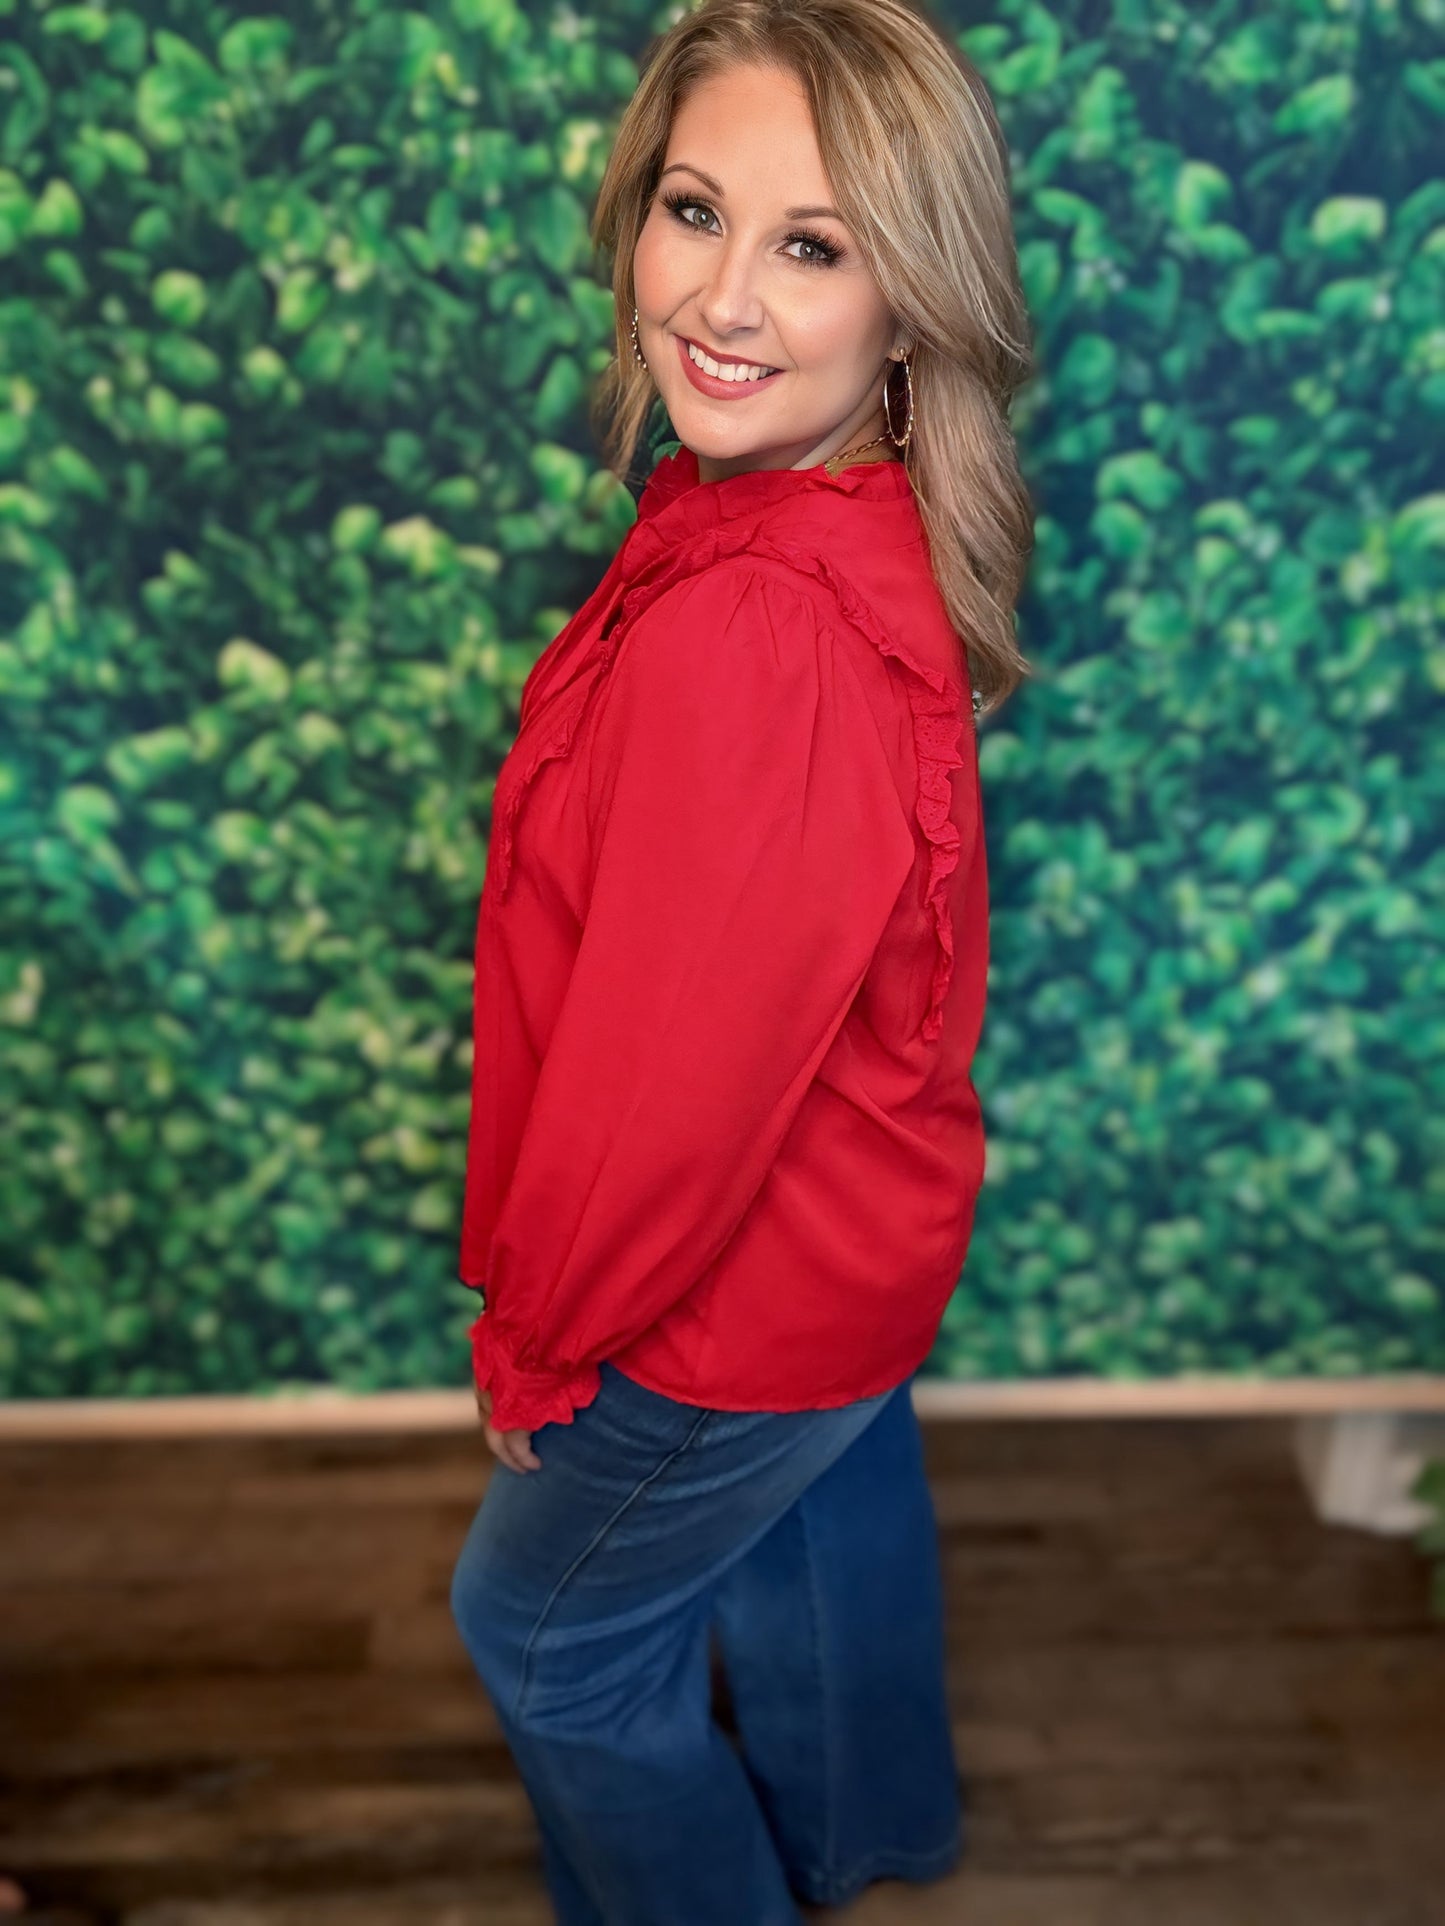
[459,443,989,1433]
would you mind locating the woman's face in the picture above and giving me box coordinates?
[632,62,904,483]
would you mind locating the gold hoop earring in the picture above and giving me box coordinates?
[631,303,648,371]
[883,353,914,453]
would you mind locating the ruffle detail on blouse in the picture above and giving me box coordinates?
[734,534,969,1045]
[490,517,970,1042]
[635,441,909,526]
[489,624,631,899]
[627,523,970,1043]
[469,1309,602,1433]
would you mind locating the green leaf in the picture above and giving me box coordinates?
[1274,75,1355,137]
[218,639,292,704]
[276,268,329,333]
[530,441,588,506]
[30,178,83,237]
[1309,197,1388,251]
[1098,450,1182,512]
[40,7,111,44]
[1173,161,1233,231]
[1056,332,1118,405]
[151,269,206,327]
[56,783,121,838]
[1392,494,1445,552]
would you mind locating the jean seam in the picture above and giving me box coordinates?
[797,1494,834,1882]
[512,1404,717,1722]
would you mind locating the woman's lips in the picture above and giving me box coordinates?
[674,332,784,400]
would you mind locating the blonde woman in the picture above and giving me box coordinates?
[450,2,1033,1918]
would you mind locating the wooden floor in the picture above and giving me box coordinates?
[2,1412,1443,1925]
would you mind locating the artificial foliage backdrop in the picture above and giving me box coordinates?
[1,0,1442,1399]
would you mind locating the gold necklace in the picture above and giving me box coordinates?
[822,429,895,478]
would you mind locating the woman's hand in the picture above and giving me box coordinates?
[474,1384,543,1474]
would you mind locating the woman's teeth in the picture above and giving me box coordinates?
[686,341,780,381]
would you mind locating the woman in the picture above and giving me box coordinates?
[450,2,1033,1919]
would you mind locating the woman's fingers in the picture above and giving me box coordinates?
[497,1427,539,1472]
[475,1385,542,1472]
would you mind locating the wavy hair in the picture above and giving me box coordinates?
[588,0,1036,718]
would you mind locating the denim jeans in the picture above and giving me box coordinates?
[449,1357,963,1924]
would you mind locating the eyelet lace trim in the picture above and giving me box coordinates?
[489,524,971,1043]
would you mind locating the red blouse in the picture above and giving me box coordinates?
[459,443,989,1434]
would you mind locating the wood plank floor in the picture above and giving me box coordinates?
[2,1413,1442,1924]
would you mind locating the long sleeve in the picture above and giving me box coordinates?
[470,561,918,1432]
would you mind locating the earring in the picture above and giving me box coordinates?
[883,352,914,453]
[631,303,648,370]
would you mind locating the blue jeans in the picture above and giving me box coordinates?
[449,1358,963,1923]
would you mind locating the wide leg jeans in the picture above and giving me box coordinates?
[449,1358,963,1923]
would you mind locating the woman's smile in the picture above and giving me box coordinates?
[674,331,786,399]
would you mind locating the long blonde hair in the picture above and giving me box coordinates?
[588,0,1036,718]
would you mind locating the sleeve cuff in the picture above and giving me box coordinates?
[469,1310,602,1434]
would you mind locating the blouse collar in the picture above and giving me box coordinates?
[635,442,915,539]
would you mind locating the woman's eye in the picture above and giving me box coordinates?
[787,234,838,267]
[663,193,718,234]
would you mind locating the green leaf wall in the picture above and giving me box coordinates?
[1,0,1441,1398]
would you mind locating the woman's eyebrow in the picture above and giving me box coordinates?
[657,161,842,222]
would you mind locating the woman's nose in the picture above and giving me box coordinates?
[695,248,768,330]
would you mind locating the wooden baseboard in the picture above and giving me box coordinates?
[1,1373,1443,1439]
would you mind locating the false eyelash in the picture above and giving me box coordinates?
[658,188,845,268]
